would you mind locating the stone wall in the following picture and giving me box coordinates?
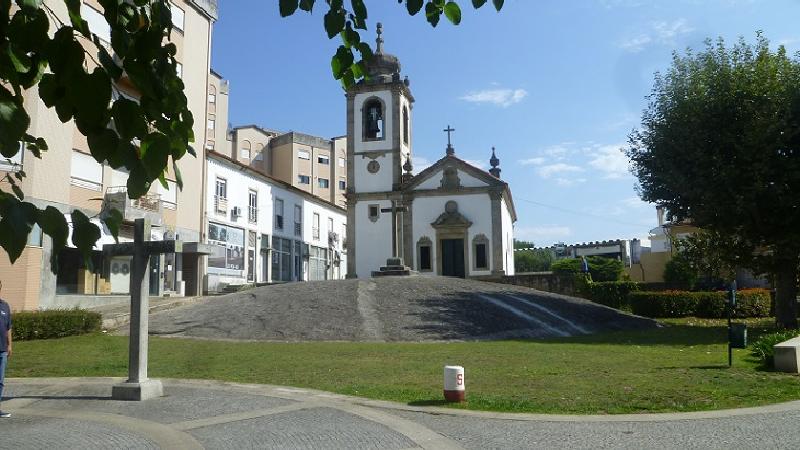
[474,271,578,297]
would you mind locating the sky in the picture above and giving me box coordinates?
[210,0,800,248]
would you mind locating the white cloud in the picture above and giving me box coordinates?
[460,88,528,107]
[556,177,587,187]
[536,163,584,179]
[520,157,546,166]
[515,225,572,245]
[588,144,630,179]
[620,19,693,53]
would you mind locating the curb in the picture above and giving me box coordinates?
[100,297,205,329]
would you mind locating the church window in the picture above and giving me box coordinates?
[402,106,409,145]
[318,178,329,189]
[417,237,433,272]
[368,204,379,222]
[473,234,490,270]
[363,99,384,141]
[274,198,284,230]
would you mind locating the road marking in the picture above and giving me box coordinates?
[477,295,570,337]
[504,294,589,334]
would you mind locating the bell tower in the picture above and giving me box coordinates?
[345,22,414,194]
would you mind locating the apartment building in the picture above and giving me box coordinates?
[0,0,217,311]
[205,152,347,292]
[205,74,348,209]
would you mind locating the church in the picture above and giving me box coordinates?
[345,24,517,279]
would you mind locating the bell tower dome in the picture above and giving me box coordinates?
[345,22,415,194]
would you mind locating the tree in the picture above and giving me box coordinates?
[551,256,624,282]
[1,0,192,271]
[0,0,504,271]
[279,0,504,88]
[513,239,536,250]
[515,248,553,272]
[626,34,800,328]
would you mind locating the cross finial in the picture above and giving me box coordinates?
[444,125,455,156]
[376,22,384,54]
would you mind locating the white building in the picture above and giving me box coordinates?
[205,152,347,292]
[345,24,516,279]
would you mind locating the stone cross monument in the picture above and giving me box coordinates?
[103,218,182,401]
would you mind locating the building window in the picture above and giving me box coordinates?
[318,155,330,165]
[170,1,185,32]
[159,180,177,210]
[274,198,284,230]
[240,140,251,159]
[27,222,43,247]
[473,234,490,270]
[0,142,23,172]
[297,175,310,184]
[214,177,227,214]
[368,204,379,222]
[248,189,258,223]
[297,150,310,160]
[417,237,433,272]
[206,140,215,150]
[175,62,183,79]
[339,178,346,190]
[272,236,293,282]
[402,106,409,145]
[318,178,329,189]
[363,98,384,140]
[207,117,215,131]
[294,205,302,236]
[312,212,320,240]
[338,157,346,168]
[327,217,334,245]
[70,150,103,191]
[208,85,216,104]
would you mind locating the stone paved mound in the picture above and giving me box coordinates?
[139,277,656,341]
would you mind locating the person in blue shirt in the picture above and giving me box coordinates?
[0,280,13,418]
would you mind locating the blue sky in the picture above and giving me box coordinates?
[210,0,800,247]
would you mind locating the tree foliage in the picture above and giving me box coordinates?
[278,0,504,87]
[1,0,190,271]
[514,248,553,272]
[551,256,624,282]
[626,34,800,327]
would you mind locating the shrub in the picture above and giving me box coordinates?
[11,309,102,341]
[514,249,554,272]
[582,281,640,310]
[663,254,697,290]
[629,289,771,318]
[751,329,800,368]
[551,256,624,282]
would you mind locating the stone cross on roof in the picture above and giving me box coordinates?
[444,125,455,156]
[376,22,384,54]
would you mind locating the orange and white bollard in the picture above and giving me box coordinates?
[443,365,465,402]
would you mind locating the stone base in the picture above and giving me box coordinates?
[371,257,413,277]
[443,389,465,402]
[112,379,164,401]
[774,338,800,373]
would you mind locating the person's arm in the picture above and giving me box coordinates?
[6,329,11,358]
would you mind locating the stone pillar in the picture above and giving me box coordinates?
[112,218,163,401]
[402,197,414,269]
[489,190,505,276]
[174,253,184,296]
[345,192,358,278]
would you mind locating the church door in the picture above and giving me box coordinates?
[441,239,465,278]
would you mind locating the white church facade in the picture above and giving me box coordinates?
[345,24,516,279]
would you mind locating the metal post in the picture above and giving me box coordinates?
[728,280,737,367]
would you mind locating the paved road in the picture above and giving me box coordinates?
[127,278,656,341]
[3,377,800,449]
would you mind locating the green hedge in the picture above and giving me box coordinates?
[629,289,771,318]
[11,309,102,341]
[582,281,640,310]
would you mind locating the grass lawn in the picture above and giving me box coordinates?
[8,317,800,414]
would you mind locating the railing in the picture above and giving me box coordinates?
[248,206,258,223]
[214,195,227,215]
[294,222,301,236]
[312,227,320,240]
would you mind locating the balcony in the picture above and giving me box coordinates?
[103,186,163,226]
[214,195,228,215]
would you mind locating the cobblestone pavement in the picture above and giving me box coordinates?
[128,278,656,341]
[3,377,800,449]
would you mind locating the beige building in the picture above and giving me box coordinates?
[0,0,217,311]
[205,75,348,209]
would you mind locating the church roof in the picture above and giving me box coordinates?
[403,154,517,222]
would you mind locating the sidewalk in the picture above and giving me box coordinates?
[3,377,800,449]
[89,296,208,329]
